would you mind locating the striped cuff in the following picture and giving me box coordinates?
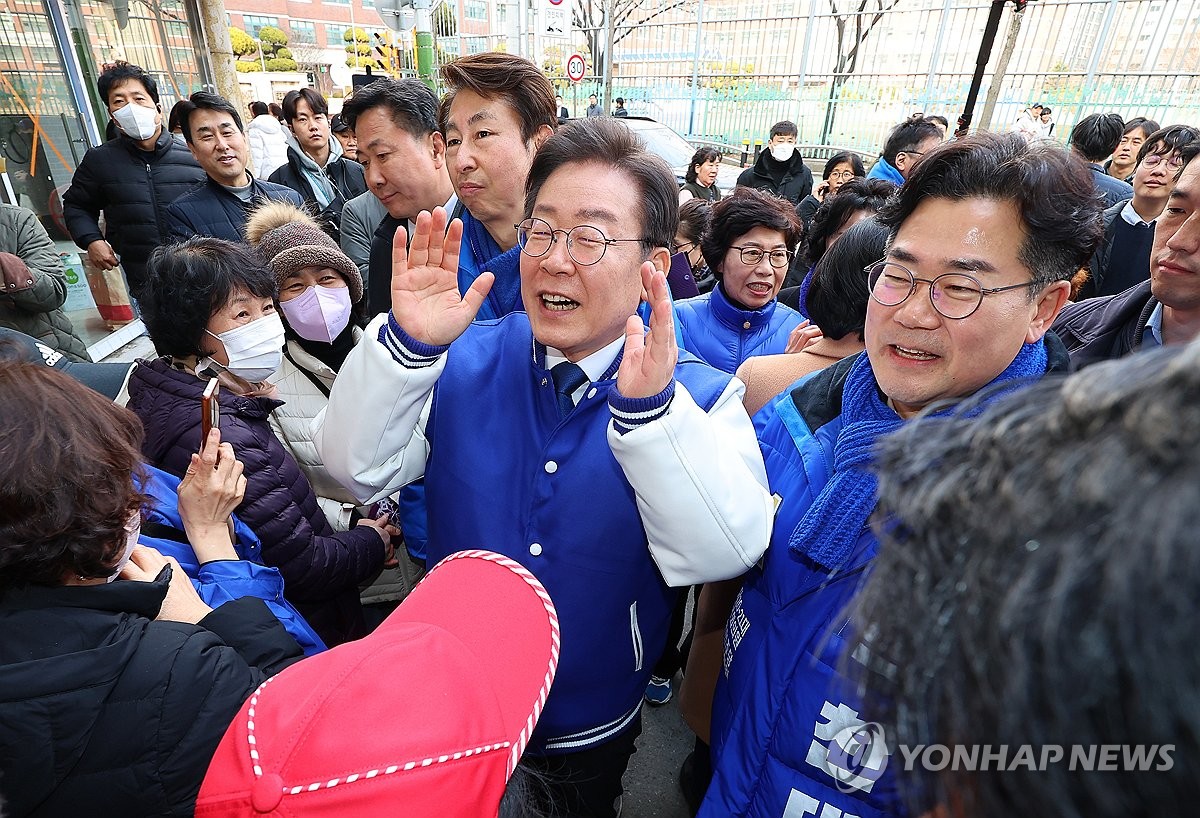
[609,380,676,435]
[377,312,450,368]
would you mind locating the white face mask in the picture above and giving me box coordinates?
[278,285,353,344]
[113,102,160,142]
[769,142,796,162]
[107,512,141,582]
[202,312,286,383]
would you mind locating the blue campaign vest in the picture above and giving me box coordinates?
[701,389,904,818]
[423,312,731,754]
[675,285,804,374]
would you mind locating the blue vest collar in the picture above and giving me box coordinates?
[710,282,777,332]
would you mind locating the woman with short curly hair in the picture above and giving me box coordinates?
[127,237,395,646]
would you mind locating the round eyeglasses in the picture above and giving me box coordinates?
[515,217,647,266]
[866,260,1037,320]
[828,169,857,181]
[730,245,793,268]
[1142,152,1185,171]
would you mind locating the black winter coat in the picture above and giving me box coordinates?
[126,358,386,644]
[735,150,814,205]
[165,176,304,243]
[1051,279,1157,370]
[268,146,367,239]
[61,129,204,296]
[0,573,301,817]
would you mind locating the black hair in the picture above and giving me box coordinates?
[685,147,722,184]
[269,102,284,120]
[1135,124,1199,165]
[801,177,894,270]
[249,100,269,117]
[615,97,625,105]
[177,91,244,145]
[97,62,159,106]
[140,238,278,359]
[925,114,949,130]
[1069,112,1125,162]
[700,187,803,275]
[677,197,712,244]
[167,100,190,134]
[1123,116,1161,141]
[851,341,1200,818]
[339,77,440,139]
[1039,106,1052,116]
[877,131,1104,289]
[881,114,942,164]
[770,120,798,139]
[282,88,329,124]
[805,217,886,342]
[524,118,676,252]
[822,151,866,180]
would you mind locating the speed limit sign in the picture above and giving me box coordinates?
[566,53,586,83]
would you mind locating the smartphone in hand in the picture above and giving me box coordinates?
[201,378,220,439]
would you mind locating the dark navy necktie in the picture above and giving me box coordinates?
[551,361,588,417]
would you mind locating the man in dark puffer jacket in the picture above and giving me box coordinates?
[165,92,303,243]
[62,63,204,299]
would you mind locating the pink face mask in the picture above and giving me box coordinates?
[278,285,353,344]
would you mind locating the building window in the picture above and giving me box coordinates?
[465,0,487,21]
[243,15,279,37]
[362,0,375,7]
[326,23,349,45]
[324,0,350,6]
[291,20,317,44]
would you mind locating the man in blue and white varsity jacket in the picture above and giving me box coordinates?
[699,133,1104,818]
[314,118,773,818]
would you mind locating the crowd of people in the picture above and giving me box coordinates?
[0,50,1196,818]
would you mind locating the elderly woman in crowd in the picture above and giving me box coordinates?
[737,217,888,414]
[679,146,723,203]
[674,186,805,374]
[0,359,302,817]
[126,237,395,646]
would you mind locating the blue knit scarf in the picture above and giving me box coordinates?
[789,339,1048,569]
[459,208,523,321]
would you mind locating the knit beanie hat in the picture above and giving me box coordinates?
[244,202,364,305]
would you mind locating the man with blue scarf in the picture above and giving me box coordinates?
[701,132,1104,818]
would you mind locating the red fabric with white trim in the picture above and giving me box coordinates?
[195,550,560,818]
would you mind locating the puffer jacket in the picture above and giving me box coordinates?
[268,330,417,604]
[735,150,813,204]
[268,330,364,530]
[0,575,302,817]
[0,203,90,360]
[61,128,204,296]
[125,357,386,646]
[246,114,289,180]
[675,283,804,374]
[165,176,304,243]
